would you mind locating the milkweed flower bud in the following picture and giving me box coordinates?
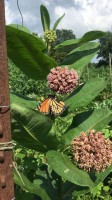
[72,130,112,173]
[47,66,78,95]
[44,30,56,43]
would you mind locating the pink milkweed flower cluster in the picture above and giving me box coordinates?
[47,66,78,95]
[72,130,112,173]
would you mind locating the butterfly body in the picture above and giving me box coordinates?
[36,95,66,115]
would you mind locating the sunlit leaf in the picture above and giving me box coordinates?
[47,151,95,188]
[10,92,37,109]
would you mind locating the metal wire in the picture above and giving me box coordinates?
[0,105,10,108]
[0,142,13,150]
[17,0,23,26]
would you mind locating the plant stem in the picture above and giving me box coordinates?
[58,175,63,200]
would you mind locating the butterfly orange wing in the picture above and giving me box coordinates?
[37,98,51,115]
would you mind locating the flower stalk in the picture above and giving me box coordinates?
[58,175,63,200]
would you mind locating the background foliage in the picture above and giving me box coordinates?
[97,31,112,67]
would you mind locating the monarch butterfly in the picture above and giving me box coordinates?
[36,95,66,115]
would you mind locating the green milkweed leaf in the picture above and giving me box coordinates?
[61,42,100,71]
[64,78,108,115]
[7,24,30,33]
[53,13,65,30]
[10,92,37,109]
[62,108,112,145]
[11,104,60,152]
[54,30,106,49]
[47,151,95,188]
[40,4,50,31]
[6,26,57,80]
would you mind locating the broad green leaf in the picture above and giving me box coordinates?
[64,78,108,114]
[6,26,57,80]
[61,42,100,71]
[10,92,37,109]
[7,24,30,33]
[67,42,99,55]
[54,39,80,50]
[54,30,106,49]
[47,150,94,188]
[6,26,46,52]
[40,4,50,31]
[53,13,65,30]
[14,168,51,200]
[62,109,112,145]
[11,104,59,152]
[70,51,99,72]
[81,31,107,43]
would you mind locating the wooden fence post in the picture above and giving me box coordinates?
[0,0,14,199]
